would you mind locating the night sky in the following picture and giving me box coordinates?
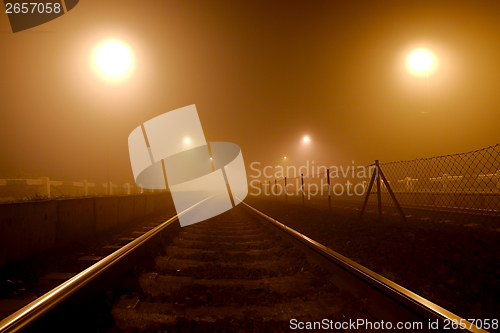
[1,0,500,184]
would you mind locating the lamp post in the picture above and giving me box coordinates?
[407,49,434,113]
[93,39,134,194]
[407,48,437,154]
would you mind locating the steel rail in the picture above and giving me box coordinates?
[241,201,489,333]
[0,196,216,333]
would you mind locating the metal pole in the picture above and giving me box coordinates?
[106,111,110,195]
[301,174,305,205]
[376,160,382,221]
[274,179,277,200]
[327,169,331,210]
[359,167,377,220]
[285,177,287,202]
[379,167,407,222]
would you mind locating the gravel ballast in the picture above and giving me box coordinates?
[244,195,500,323]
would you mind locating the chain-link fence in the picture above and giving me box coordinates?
[250,144,500,222]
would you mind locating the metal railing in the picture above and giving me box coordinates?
[0,176,167,201]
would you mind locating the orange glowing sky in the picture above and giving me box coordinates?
[1,0,500,183]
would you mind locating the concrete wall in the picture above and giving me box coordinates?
[145,195,156,216]
[0,193,172,267]
[95,197,119,232]
[57,198,95,245]
[0,201,58,266]
[118,196,135,225]
[132,195,147,220]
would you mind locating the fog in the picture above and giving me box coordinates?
[1,0,499,186]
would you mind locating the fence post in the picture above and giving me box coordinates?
[359,161,407,223]
[375,160,382,221]
[301,174,305,205]
[359,167,377,221]
[275,179,277,200]
[41,176,50,198]
[284,177,287,202]
[81,179,88,196]
[378,166,407,223]
[327,169,331,210]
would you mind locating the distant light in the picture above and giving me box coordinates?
[210,157,212,160]
[284,156,287,159]
[304,136,310,142]
[408,49,433,72]
[185,138,190,143]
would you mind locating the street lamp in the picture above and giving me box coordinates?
[93,39,134,194]
[408,50,432,72]
[406,48,438,113]
[96,41,132,76]
[93,40,134,83]
[406,48,437,152]
[406,48,436,77]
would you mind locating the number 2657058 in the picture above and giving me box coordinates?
[5,3,62,14]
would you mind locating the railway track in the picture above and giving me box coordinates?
[0,200,491,332]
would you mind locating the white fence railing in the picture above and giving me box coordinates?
[0,177,165,199]
[393,171,500,192]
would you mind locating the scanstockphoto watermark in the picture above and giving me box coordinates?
[289,318,425,330]
[248,161,378,199]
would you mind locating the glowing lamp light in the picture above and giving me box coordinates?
[409,50,432,71]
[96,41,132,76]
[303,136,310,142]
[92,39,135,83]
[406,49,437,76]
[185,138,190,143]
